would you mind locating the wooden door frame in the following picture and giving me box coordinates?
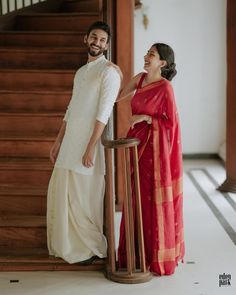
[219,0,236,193]
[115,0,134,208]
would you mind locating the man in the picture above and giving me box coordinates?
[47,21,121,264]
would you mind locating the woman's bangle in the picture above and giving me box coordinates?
[146,116,152,124]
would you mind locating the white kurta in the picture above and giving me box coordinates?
[47,55,120,263]
[55,55,120,175]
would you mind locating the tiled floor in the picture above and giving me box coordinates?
[1,159,236,295]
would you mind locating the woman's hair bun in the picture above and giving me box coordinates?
[162,62,177,81]
[152,43,177,81]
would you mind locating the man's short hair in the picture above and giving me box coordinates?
[86,21,111,42]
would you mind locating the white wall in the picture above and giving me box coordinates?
[134,0,227,154]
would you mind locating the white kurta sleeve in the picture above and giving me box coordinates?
[96,66,121,125]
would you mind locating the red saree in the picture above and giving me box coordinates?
[118,73,185,276]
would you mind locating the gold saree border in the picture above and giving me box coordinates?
[153,231,185,263]
[152,117,184,274]
[136,78,166,94]
[153,178,183,204]
[153,118,165,274]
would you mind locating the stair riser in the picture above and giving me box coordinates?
[0,247,48,256]
[0,33,85,47]
[0,116,62,135]
[61,0,102,12]
[0,140,54,158]
[0,93,71,112]
[0,51,87,69]
[0,228,47,248]
[0,170,52,186]
[0,196,46,216]
[0,264,104,271]
[16,15,101,31]
[0,71,74,90]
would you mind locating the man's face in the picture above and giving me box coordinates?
[84,29,109,57]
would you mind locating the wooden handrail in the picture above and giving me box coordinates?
[0,0,46,16]
[103,137,152,284]
[103,137,140,149]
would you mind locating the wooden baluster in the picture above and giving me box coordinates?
[103,138,152,284]
[123,147,134,274]
[104,147,116,274]
[132,145,146,272]
[125,147,136,272]
[6,0,10,14]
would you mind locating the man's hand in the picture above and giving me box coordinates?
[50,141,61,164]
[130,114,152,129]
[82,120,105,168]
[82,146,95,168]
[49,121,66,164]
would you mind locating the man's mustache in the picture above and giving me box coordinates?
[90,43,101,50]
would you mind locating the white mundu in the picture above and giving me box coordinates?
[47,55,120,263]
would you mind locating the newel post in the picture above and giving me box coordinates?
[103,137,152,284]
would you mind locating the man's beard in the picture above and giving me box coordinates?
[87,42,106,57]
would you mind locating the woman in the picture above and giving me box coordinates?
[117,43,185,276]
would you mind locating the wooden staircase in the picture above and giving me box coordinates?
[0,0,105,271]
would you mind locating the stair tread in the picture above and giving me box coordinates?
[0,157,52,170]
[63,0,99,3]
[0,46,86,52]
[0,111,63,116]
[0,30,86,34]
[0,134,55,140]
[0,248,48,256]
[0,31,86,48]
[0,215,46,227]
[0,68,75,73]
[0,184,47,196]
[18,12,100,16]
[0,133,55,138]
[0,89,71,94]
[0,255,105,265]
